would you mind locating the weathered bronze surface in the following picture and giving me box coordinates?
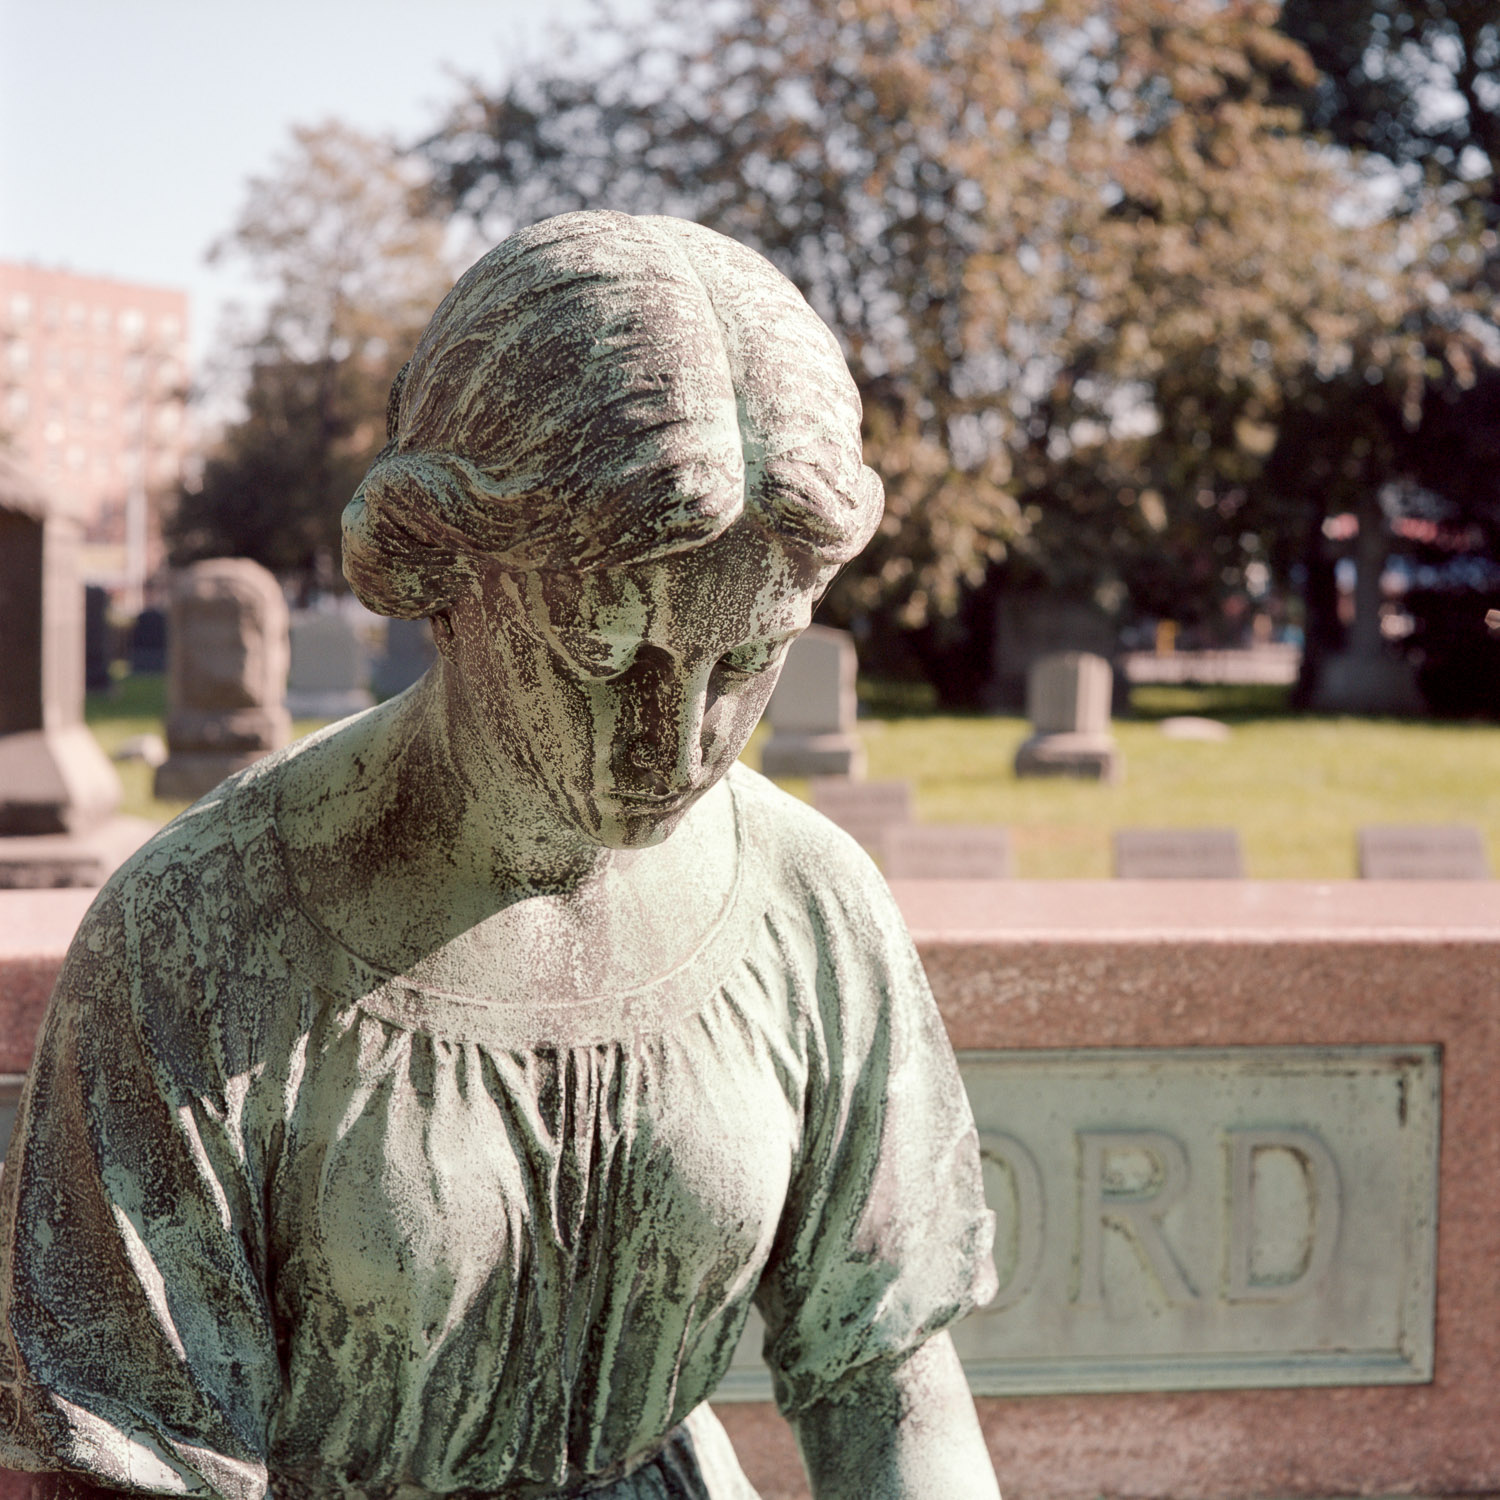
[0,213,999,1499]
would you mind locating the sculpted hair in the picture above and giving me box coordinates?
[342,211,885,618]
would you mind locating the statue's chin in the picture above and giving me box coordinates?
[589,797,694,851]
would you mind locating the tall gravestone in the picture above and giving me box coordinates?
[0,455,151,886]
[287,611,375,719]
[990,593,1118,711]
[155,559,291,801]
[84,586,113,692]
[372,616,438,699]
[128,607,168,675]
[1014,651,1122,782]
[761,624,864,778]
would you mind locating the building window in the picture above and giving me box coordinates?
[119,308,145,343]
[67,303,86,330]
[8,294,29,324]
[6,342,28,374]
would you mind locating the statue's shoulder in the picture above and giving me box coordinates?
[727,762,890,905]
[68,750,296,1003]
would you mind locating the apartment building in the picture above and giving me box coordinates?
[0,261,190,604]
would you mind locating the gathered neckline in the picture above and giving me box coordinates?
[224,730,764,1048]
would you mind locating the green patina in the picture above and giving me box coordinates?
[0,212,1000,1500]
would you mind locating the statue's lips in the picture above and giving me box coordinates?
[607,787,695,814]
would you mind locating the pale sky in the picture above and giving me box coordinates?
[0,0,623,370]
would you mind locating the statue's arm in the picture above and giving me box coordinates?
[791,1331,1000,1500]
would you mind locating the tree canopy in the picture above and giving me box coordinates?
[421,0,1476,685]
[168,123,457,581]
[176,2,1499,705]
[1278,0,1499,220]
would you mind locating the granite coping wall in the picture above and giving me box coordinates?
[731,883,1500,1500]
[0,883,1496,1500]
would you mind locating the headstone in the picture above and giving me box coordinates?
[1357,825,1490,880]
[989,593,1118,711]
[154,559,291,801]
[760,625,864,779]
[372,616,438,698]
[1311,653,1426,715]
[128,606,168,674]
[882,824,1013,880]
[1014,651,1122,782]
[811,778,912,852]
[287,611,375,719]
[1114,828,1245,879]
[0,454,152,887]
[84,585,113,691]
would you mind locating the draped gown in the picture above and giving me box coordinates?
[0,747,995,1500]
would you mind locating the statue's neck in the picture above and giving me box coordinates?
[398,666,620,899]
[270,671,739,993]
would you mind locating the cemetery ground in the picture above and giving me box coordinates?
[87,677,1500,880]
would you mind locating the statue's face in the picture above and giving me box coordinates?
[444,522,835,849]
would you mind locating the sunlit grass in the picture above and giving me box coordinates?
[89,678,1500,879]
[753,685,1500,879]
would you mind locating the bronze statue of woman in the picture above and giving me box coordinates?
[0,212,999,1500]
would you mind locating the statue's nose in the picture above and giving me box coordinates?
[616,648,711,794]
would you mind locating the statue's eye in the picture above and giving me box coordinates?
[552,633,636,681]
[716,639,791,680]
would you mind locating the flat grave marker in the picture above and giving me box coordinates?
[1115,828,1244,879]
[810,778,912,853]
[882,824,1013,880]
[1357,824,1490,880]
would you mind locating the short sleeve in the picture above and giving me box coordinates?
[0,872,281,1500]
[753,852,997,1417]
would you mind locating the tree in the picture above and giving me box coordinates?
[422,0,1451,699]
[1277,0,1499,225]
[169,122,458,584]
[1265,2,1500,704]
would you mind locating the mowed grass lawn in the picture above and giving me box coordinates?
[90,678,1500,879]
[755,685,1500,879]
